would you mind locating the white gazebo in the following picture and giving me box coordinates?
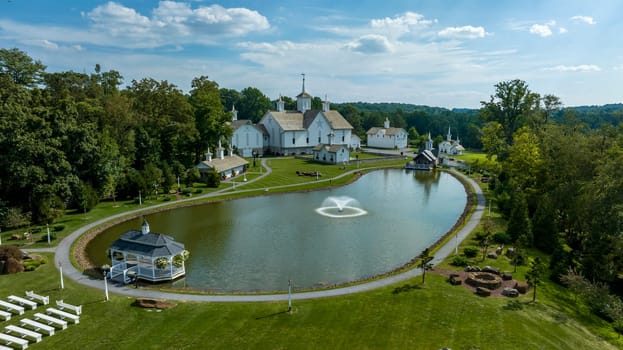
[108,220,187,283]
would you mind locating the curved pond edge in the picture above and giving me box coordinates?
[58,168,485,302]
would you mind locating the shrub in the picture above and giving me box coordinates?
[193,188,203,194]
[205,169,220,188]
[0,245,24,260]
[23,258,46,271]
[492,232,511,245]
[30,227,42,234]
[53,224,65,232]
[163,196,172,202]
[451,255,469,267]
[5,257,23,274]
[463,246,479,258]
[182,188,193,195]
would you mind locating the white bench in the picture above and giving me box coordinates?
[20,319,54,336]
[55,300,82,315]
[0,344,13,350]
[46,308,79,324]
[0,300,24,315]
[8,296,37,310]
[0,311,10,321]
[5,325,41,343]
[33,313,67,330]
[25,291,49,306]
[0,332,28,349]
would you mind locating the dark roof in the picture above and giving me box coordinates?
[110,230,185,258]
[296,91,312,98]
[414,149,437,163]
[313,143,348,153]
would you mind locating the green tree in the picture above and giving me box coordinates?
[190,76,229,162]
[526,257,545,302]
[418,248,434,283]
[480,79,540,158]
[237,87,272,123]
[0,48,46,87]
[205,168,220,188]
[506,191,532,245]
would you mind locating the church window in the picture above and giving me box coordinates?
[342,135,345,142]
[306,137,309,144]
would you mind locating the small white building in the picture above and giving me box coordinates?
[438,127,464,155]
[312,144,350,164]
[229,105,268,157]
[196,141,249,180]
[366,118,408,149]
[108,220,187,283]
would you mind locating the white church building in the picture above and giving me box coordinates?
[438,127,465,155]
[366,118,408,149]
[228,105,268,157]
[258,76,354,155]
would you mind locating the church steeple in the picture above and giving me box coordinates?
[426,132,433,151]
[384,117,390,129]
[446,126,452,141]
[296,73,311,113]
[231,104,238,121]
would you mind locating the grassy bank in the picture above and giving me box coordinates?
[0,254,618,349]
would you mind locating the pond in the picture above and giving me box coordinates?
[86,169,466,292]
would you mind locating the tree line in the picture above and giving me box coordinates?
[478,79,623,322]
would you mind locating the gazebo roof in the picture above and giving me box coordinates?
[110,230,185,258]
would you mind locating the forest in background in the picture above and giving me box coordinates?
[1,49,623,326]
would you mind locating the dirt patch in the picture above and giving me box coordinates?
[433,269,524,297]
[132,298,176,309]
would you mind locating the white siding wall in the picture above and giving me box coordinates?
[231,124,263,157]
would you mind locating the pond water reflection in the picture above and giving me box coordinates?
[86,169,466,292]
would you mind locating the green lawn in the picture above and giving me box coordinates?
[1,254,619,349]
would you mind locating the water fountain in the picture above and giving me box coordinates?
[315,196,368,218]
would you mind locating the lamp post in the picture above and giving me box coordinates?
[59,262,64,290]
[288,279,292,312]
[46,223,51,245]
[102,264,110,301]
[139,191,142,206]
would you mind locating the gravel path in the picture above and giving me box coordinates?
[53,164,485,302]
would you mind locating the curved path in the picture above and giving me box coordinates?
[53,164,485,302]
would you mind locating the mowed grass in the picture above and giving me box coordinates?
[1,255,618,350]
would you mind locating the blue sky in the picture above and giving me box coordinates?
[0,1,621,108]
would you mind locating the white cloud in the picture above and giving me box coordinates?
[529,24,552,37]
[370,12,434,38]
[83,1,270,47]
[613,64,623,71]
[546,64,601,72]
[570,16,596,25]
[438,25,487,39]
[30,39,59,50]
[345,34,394,54]
[559,27,568,34]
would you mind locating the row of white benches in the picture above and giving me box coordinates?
[0,291,81,321]
[0,307,82,349]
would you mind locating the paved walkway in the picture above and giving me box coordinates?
[51,163,485,302]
